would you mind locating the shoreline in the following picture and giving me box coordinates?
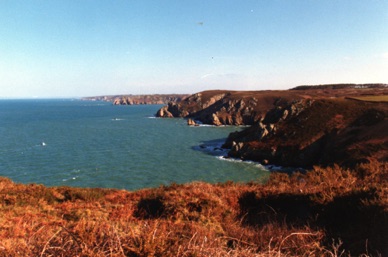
[1,86,387,256]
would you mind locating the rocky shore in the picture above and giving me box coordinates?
[156,84,388,168]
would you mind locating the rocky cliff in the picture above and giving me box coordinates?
[156,86,388,168]
[156,90,305,125]
[83,94,189,105]
[224,98,388,168]
[155,85,388,126]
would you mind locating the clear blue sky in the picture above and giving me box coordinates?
[1,0,387,98]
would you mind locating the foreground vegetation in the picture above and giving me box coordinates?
[0,161,387,256]
[346,95,388,103]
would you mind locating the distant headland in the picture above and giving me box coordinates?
[82,94,189,105]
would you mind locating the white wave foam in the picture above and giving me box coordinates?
[216,156,267,168]
[62,175,78,182]
[216,156,287,171]
[62,169,81,181]
[33,142,47,148]
[82,104,106,106]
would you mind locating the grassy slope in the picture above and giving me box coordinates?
[346,95,388,103]
[1,161,387,257]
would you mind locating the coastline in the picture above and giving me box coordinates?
[1,85,387,256]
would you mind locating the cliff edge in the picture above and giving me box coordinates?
[156,85,388,168]
[83,94,189,105]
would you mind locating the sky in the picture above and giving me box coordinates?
[0,0,387,98]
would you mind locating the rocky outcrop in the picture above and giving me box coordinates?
[187,118,199,126]
[155,90,306,126]
[156,105,174,118]
[83,94,189,105]
[112,95,188,105]
[155,85,388,126]
[154,87,388,168]
[224,98,388,168]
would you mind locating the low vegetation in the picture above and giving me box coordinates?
[346,95,388,103]
[0,160,387,256]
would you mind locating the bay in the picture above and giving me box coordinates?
[0,99,269,190]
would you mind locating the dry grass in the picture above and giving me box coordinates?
[0,161,387,256]
[347,95,388,103]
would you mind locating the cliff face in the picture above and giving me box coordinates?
[83,94,189,105]
[224,98,388,168]
[156,90,305,125]
[155,86,388,168]
[155,85,388,126]
[112,94,189,105]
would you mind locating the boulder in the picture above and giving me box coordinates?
[187,118,198,126]
[156,106,174,118]
[211,113,223,126]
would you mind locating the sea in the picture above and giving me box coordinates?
[0,99,269,191]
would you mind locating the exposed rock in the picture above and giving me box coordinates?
[202,93,226,109]
[113,98,121,105]
[156,106,174,118]
[152,87,388,168]
[224,98,388,168]
[187,118,198,126]
[211,113,222,126]
[155,90,308,126]
[83,94,189,105]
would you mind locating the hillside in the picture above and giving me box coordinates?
[224,98,388,168]
[0,161,386,256]
[156,85,388,168]
[291,83,387,90]
[156,90,305,125]
[155,85,388,125]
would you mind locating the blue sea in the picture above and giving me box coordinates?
[0,99,269,190]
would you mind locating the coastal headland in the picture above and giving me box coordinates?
[156,84,388,169]
[1,84,387,256]
[82,94,189,105]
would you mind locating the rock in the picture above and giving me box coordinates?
[202,93,226,109]
[257,122,269,140]
[156,106,174,118]
[282,109,289,120]
[113,98,121,105]
[224,97,388,168]
[187,118,198,126]
[211,113,222,126]
[155,90,290,126]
